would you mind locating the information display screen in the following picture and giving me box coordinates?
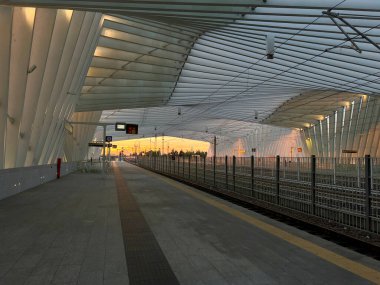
[115,123,126,131]
[126,124,138,134]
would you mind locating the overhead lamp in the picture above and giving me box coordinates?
[266,34,275,59]
[27,64,37,74]
[7,114,15,124]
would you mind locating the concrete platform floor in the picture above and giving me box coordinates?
[0,170,128,285]
[0,161,380,285]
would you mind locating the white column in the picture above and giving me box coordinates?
[0,7,12,169]
[25,9,73,166]
[46,13,102,164]
[36,11,85,165]
[16,8,57,167]
[5,7,36,169]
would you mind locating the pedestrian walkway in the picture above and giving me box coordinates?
[117,162,380,285]
[0,172,128,285]
[0,162,380,284]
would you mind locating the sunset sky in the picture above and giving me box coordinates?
[98,136,210,156]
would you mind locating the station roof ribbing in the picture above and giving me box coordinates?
[6,0,380,142]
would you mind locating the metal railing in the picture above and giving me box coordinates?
[78,160,112,173]
[135,155,380,234]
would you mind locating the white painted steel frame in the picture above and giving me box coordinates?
[1,1,380,168]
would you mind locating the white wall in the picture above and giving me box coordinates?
[0,162,77,200]
[209,125,309,158]
[0,7,103,169]
[302,96,380,157]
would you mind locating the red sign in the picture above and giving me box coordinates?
[126,124,138,134]
[297,147,302,153]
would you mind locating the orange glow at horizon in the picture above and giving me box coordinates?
[109,136,210,155]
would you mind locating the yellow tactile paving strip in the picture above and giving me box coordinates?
[152,172,380,285]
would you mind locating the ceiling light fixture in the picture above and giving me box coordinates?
[27,64,37,74]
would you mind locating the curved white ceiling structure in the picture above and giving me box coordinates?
[80,0,380,143]
[1,0,380,167]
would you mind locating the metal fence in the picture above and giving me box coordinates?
[135,155,380,234]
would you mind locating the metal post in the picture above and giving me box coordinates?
[251,155,254,197]
[333,157,336,185]
[357,158,361,188]
[225,156,228,190]
[188,156,191,179]
[276,155,280,205]
[311,155,316,215]
[195,156,198,181]
[213,136,216,187]
[233,156,236,192]
[177,156,180,175]
[102,126,106,175]
[365,155,372,231]
[297,157,300,181]
[214,135,217,157]
[213,156,216,187]
[203,156,206,183]
[182,156,185,177]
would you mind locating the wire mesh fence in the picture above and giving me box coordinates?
[135,155,380,234]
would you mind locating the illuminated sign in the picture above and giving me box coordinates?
[115,123,126,131]
[126,124,138,134]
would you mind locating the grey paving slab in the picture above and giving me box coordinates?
[0,171,128,285]
[119,162,380,285]
[114,166,179,285]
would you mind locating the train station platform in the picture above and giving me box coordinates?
[0,162,380,285]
